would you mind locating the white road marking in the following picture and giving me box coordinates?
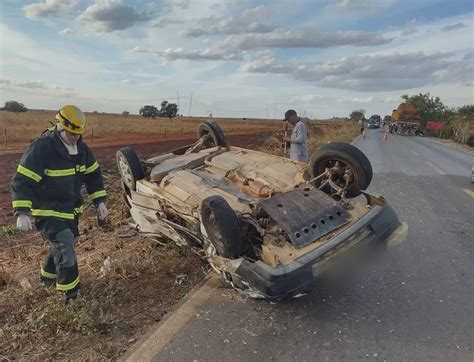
[462,189,474,199]
[125,275,219,361]
[425,161,446,175]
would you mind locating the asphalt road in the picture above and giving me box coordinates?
[129,130,474,362]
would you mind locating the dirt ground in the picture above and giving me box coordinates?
[0,131,273,360]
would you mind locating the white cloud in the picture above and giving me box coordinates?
[154,47,242,61]
[441,22,466,32]
[327,0,392,12]
[214,28,392,52]
[173,0,191,9]
[289,94,325,103]
[351,96,374,103]
[242,51,473,91]
[58,28,74,36]
[1,79,75,91]
[181,15,273,37]
[242,5,267,18]
[78,0,155,32]
[23,0,78,20]
[120,79,135,84]
[16,81,46,89]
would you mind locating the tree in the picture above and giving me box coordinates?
[401,93,447,128]
[139,105,159,118]
[2,100,28,113]
[350,109,365,122]
[158,100,178,120]
[457,105,474,117]
[122,111,130,116]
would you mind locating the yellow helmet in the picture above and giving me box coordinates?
[55,105,86,134]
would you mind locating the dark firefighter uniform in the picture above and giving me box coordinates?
[11,130,106,297]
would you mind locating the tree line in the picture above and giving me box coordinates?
[0,100,180,120]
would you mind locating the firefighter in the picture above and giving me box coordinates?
[11,105,108,302]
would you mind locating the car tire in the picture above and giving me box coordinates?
[198,121,228,148]
[201,196,245,259]
[309,142,372,198]
[116,147,144,191]
[121,180,132,209]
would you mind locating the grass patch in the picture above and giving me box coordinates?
[0,225,18,237]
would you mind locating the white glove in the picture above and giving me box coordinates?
[97,202,108,220]
[16,214,32,231]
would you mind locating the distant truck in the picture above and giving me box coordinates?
[390,103,423,136]
[367,114,381,129]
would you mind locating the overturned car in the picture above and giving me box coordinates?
[116,122,406,300]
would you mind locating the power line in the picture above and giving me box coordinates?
[188,91,193,116]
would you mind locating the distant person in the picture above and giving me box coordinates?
[282,109,308,162]
[10,105,108,303]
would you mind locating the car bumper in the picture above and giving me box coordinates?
[234,199,405,300]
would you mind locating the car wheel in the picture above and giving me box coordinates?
[116,147,144,191]
[198,121,228,148]
[121,180,132,209]
[201,196,245,259]
[309,142,372,198]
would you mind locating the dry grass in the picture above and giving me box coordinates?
[0,110,283,146]
[0,168,208,360]
[257,120,360,156]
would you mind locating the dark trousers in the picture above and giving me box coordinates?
[40,228,80,297]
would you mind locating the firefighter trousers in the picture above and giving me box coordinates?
[40,228,80,297]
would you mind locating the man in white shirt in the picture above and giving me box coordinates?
[283,109,308,162]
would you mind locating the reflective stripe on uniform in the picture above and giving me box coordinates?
[12,200,32,209]
[56,276,80,291]
[89,190,106,200]
[74,205,84,215]
[76,165,86,173]
[31,209,75,220]
[41,266,56,279]
[44,168,76,177]
[17,165,42,182]
[84,161,99,175]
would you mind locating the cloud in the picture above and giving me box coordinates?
[181,15,274,37]
[23,0,78,19]
[242,51,472,91]
[400,19,418,36]
[351,96,374,103]
[441,22,466,32]
[120,79,135,84]
[78,0,154,32]
[153,47,242,61]
[215,28,392,51]
[289,94,325,103]
[242,5,267,18]
[1,79,75,91]
[58,28,74,36]
[16,81,46,89]
[154,18,185,28]
[173,0,191,9]
[327,0,388,12]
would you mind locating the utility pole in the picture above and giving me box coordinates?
[266,104,268,119]
[177,91,180,111]
[188,91,193,116]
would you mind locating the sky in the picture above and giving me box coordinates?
[0,0,473,119]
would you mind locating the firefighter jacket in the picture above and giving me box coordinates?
[10,130,106,235]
